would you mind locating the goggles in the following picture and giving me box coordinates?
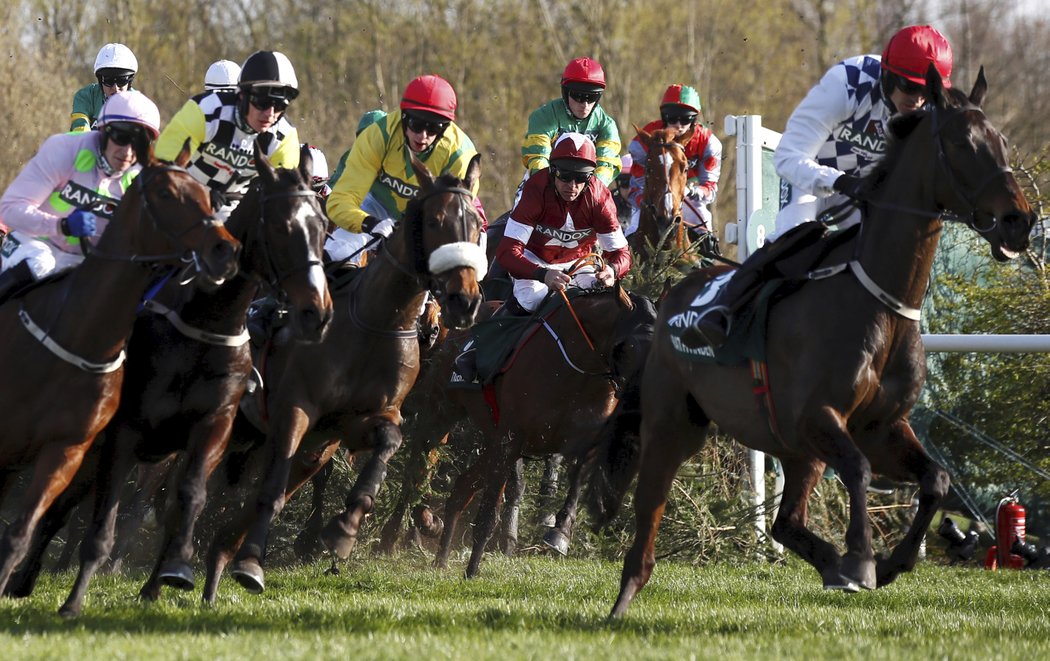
[553,168,593,184]
[892,73,925,95]
[404,115,450,136]
[249,95,289,112]
[567,90,602,104]
[105,124,145,147]
[99,74,134,88]
[662,113,697,126]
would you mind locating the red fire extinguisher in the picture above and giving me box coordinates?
[984,493,1026,570]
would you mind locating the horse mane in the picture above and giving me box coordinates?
[865,87,973,191]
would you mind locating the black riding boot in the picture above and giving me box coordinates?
[0,261,36,304]
[452,343,479,384]
[678,267,761,349]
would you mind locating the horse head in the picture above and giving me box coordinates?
[399,153,486,330]
[236,143,333,342]
[887,65,1036,261]
[636,124,690,236]
[116,145,240,287]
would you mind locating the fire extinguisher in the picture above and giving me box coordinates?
[984,492,1026,570]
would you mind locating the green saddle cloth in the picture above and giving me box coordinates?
[667,278,781,366]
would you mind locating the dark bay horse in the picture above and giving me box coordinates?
[0,152,240,598]
[5,145,332,616]
[397,285,656,577]
[590,68,1037,616]
[627,126,691,260]
[201,155,486,602]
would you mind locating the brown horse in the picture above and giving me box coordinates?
[395,285,657,577]
[5,145,332,616]
[200,154,486,601]
[627,126,691,259]
[0,153,240,598]
[589,68,1037,617]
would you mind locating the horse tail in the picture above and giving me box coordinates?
[576,377,644,529]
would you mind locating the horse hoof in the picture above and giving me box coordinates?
[542,529,571,556]
[230,559,265,594]
[320,521,358,561]
[841,554,877,591]
[159,561,196,592]
[823,575,861,593]
[537,513,557,528]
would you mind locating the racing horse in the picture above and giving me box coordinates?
[200,154,486,602]
[589,68,1037,616]
[4,145,332,616]
[627,126,691,261]
[401,283,656,577]
[0,150,240,599]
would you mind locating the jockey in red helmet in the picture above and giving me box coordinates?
[497,132,631,313]
[521,57,622,188]
[681,25,955,350]
[326,74,482,256]
[624,84,723,237]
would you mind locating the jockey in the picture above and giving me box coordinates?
[326,75,481,244]
[204,59,241,92]
[303,144,330,198]
[0,91,160,298]
[496,132,631,314]
[521,57,621,188]
[681,25,954,349]
[70,43,139,133]
[624,84,722,237]
[154,50,301,220]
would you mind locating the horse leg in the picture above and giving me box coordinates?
[53,502,91,573]
[225,406,314,595]
[294,458,335,562]
[611,416,705,618]
[58,436,138,618]
[433,452,487,569]
[0,439,93,597]
[320,419,403,560]
[498,457,525,556]
[5,462,95,598]
[542,455,584,556]
[536,453,563,526]
[800,408,876,590]
[869,420,949,587]
[378,429,450,555]
[105,457,177,575]
[143,418,235,600]
[769,457,849,588]
[465,438,514,578]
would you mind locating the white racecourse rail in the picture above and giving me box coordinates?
[722,115,1049,551]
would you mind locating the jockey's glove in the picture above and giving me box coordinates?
[60,209,97,238]
[362,216,396,239]
[833,174,865,200]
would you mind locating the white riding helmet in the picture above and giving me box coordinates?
[94,43,139,74]
[97,90,162,139]
[305,145,329,181]
[205,59,241,91]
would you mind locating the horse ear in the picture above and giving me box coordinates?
[925,62,945,109]
[254,140,277,184]
[298,143,313,183]
[175,138,193,168]
[464,153,482,193]
[410,152,435,192]
[633,123,652,143]
[969,66,987,107]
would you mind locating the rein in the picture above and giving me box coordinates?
[82,165,223,269]
[258,188,324,290]
[558,254,607,351]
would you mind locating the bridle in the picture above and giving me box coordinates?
[643,140,686,232]
[81,165,224,275]
[256,185,324,291]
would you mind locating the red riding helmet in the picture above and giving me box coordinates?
[400,75,457,121]
[561,57,606,91]
[549,132,597,172]
[881,25,953,87]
